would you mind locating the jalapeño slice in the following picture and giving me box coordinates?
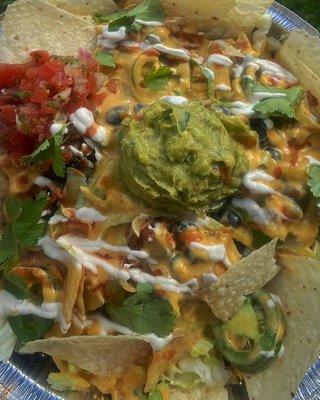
[212,289,285,374]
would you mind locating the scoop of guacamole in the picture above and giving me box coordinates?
[119,101,249,213]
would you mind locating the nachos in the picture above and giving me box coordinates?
[0,1,319,399]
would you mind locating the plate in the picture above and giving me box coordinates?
[0,2,320,399]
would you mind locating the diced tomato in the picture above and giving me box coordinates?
[107,78,120,94]
[89,92,107,107]
[40,101,60,115]
[78,48,98,72]
[0,64,28,87]
[30,85,49,104]
[50,71,73,91]
[0,105,17,124]
[0,49,101,158]
[30,50,51,65]
[87,73,97,95]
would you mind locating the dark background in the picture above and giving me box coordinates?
[279,0,320,30]
[0,0,319,30]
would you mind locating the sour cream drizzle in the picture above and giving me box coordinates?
[75,207,107,222]
[0,290,68,331]
[34,176,53,188]
[50,123,68,136]
[252,91,286,102]
[216,84,231,92]
[207,54,233,67]
[190,242,231,268]
[70,107,109,145]
[135,18,163,27]
[153,44,190,60]
[226,101,254,117]
[242,169,276,195]
[233,55,297,83]
[48,213,68,225]
[232,197,272,226]
[161,95,188,105]
[40,235,198,293]
[306,155,320,166]
[98,26,127,49]
[38,234,77,266]
[59,235,157,264]
[128,268,197,293]
[91,313,173,351]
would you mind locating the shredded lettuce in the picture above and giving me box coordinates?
[190,338,214,359]
[164,338,230,390]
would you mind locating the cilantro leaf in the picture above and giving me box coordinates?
[308,165,320,198]
[0,226,19,266]
[253,86,303,118]
[108,15,136,32]
[244,78,304,118]
[8,315,53,343]
[106,283,176,337]
[22,125,67,177]
[3,272,30,300]
[95,0,165,32]
[95,50,116,67]
[11,194,48,247]
[144,66,173,91]
[0,192,48,269]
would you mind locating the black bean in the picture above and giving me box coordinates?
[250,118,268,147]
[170,221,196,236]
[266,146,282,161]
[227,210,242,227]
[234,240,252,257]
[134,103,145,113]
[105,106,128,125]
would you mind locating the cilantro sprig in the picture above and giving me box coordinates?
[95,0,165,32]
[308,165,320,198]
[243,77,304,118]
[0,193,48,270]
[22,124,67,177]
[144,66,173,91]
[106,283,176,337]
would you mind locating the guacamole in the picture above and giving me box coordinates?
[119,101,249,213]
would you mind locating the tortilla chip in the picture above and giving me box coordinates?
[220,0,272,36]
[145,336,188,392]
[161,0,236,22]
[1,0,95,63]
[170,385,229,400]
[245,254,320,400]
[21,335,152,376]
[160,0,271,36]
[47,0,117,16]
[198,239,280,321]
[278,30,320,110]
